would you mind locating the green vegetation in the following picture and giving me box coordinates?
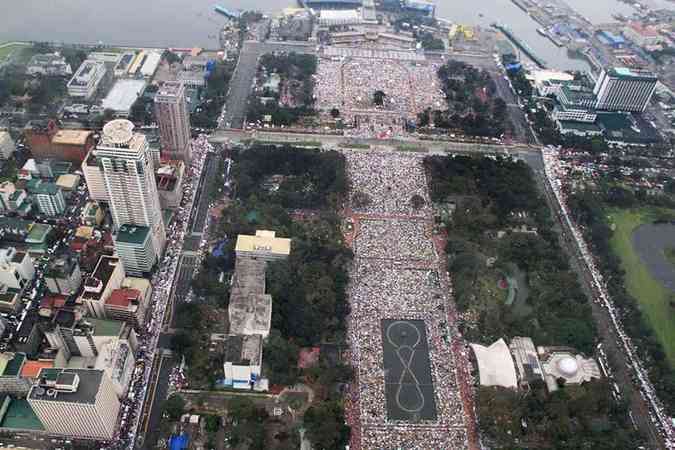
[337,143,370,150]
[665,247,675,268]
[608,208,675,367]
[425,155,595,352]
[425,155,641,448]
[0,43,30,62]
[162,394,186,421]
[418,60,510,138]
[251,139,322,148]
[569,190,675,415]
[192,60,237,129]
[478,380,637,449]
[246,52,318,126]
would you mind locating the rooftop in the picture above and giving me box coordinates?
[0,353,26,377]
[101,79,147,113]
[56,174,80,190]
[51,130,93,146]
[235,230,291,256]
[228,258,272,335]
[470,338,518,389]
[25,223,51,243]
[116,225,150,245]
[20,360,54,379]
[608,67,657,80]
[30,368,103,404]
[223,334,262,365]
[0,399,44,431]
[85,318,123,337]
[105,288,140,308]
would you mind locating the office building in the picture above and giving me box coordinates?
[31,182,66,217]
[45,253,82,296]
[235,230,291,261]
[26,53,73,77]
[94,120,166,262]
[104,281,150,328]
[154,82,191,163]
[221,334,263,390]
[81,151,109,202]
[67,60,107,100]
[156,161,185,210]
[0,247,35,290]
[28,368,120,439]
[0,132,15,160]
[113,225,156,275]
[79,256,125,319]
[593,67,657,112]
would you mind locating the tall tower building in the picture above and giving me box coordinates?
[28,368,121,439]
[154,81,191,163]
[593,67,657,112]
[94,120,166,274]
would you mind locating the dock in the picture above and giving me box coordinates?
[492,23,547,69]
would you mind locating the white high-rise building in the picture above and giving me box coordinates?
[28,368,120,439]
[94,120,166,270]
[593,67,657,112]
[154,81,191,163]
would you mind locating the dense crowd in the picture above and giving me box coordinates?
[345,151,431,215]
[314,56,445,137]
[542,149,674,448]
[109,135,214,449]
[344,150,470,449]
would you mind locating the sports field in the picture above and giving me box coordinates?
[381,319,437,421]
[609,208,675,368]
[0,42,30,63]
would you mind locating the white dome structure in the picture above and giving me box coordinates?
[557,356,578,376]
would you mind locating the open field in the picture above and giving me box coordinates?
[608,208,675,368]
[0,42,30,62]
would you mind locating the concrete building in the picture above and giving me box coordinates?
[154,81,191,163]
[0,131,15,160]
[593,67,657,112]
[94,120,166,259]
[104,283,149,328]
[82,151,109,202]
[113,224,156,276]
[221,334,264,390]
[67,60,107,100]
[79,256,125,319]
[228,258,273,338]
[23,120,58,160]
[540,351,602,392]
[45,253,82,296]
[81,201,104,227]
[552,106,597,123]
[101,79,146,117]
[0,247,35,290]
[50,129,95,164]
[31,182,66,216]
[318,9,362,26]
[26,53,72,77]
[0,353,32,396]
[509,336,544,389]
[234,230,291,261]
[28,368,120,439]
[156,160,185,210]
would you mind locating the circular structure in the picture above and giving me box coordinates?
[102,119,135,145]
[386,320,421,349]
[557,356,578,377]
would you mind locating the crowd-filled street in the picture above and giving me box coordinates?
[542,148,674,449]
[343,150,476,449]
[105,134,214,450]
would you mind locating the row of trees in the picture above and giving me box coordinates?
[568,188,675,415]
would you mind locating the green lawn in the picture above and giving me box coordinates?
[608,208,675,368]
[665,247,675,268]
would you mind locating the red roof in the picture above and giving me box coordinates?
[20,360,54,378]
[106,288,140,308]
[40,295,67,309]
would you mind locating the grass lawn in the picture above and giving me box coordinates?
[0,43,30,62]
[608,208,675,368]
[665,247,675,268]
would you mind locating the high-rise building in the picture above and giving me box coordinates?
[593,67,657,112]
[93,120,166,270]
[154,81,191,163]
[28,368,121,439]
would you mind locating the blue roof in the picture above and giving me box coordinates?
[169,433,188,450]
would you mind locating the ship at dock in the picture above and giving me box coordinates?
[492,22,548,69]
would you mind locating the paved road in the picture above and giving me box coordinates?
[141,355,175,450]
[220,41,316,129]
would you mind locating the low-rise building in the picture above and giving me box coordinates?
[0,131,15,160]
[469,338,518,389]
[25,223,52,254]
[104,287,147,327]
[228,258,272,338]
[78,256,125,318]
[156,161,185,210]
[101,79,147,117]
[0,247,35,290]
[623,22,663,47]
[50,130,95,165]
[221,334,264,390]
[30,182,66,217]
[56,174,80,194]
[81,201,104,227]
[26,53,72,77]
[234,230,291,261]
[540,351,602,392]
[67,60,107,100]
[44,253,82,296]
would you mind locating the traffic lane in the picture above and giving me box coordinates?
[142,355,175,450]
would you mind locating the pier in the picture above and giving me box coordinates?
[492,23,548,69]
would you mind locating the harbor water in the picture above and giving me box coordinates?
[0,0,668,70]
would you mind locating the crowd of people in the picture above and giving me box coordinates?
[542,148,674,448]
[110,135,214,449]
[314,56,445,138]
[344,150,471,449]
[345,151,431,216]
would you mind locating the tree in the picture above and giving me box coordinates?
[264,329,300,385]
[164,50,182,65]
[330,108,340,118]
[410,194,426,210]
[163,394,185,421]
[304,401,350,450]
[171,331,192,356]
[373,90,386,106]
